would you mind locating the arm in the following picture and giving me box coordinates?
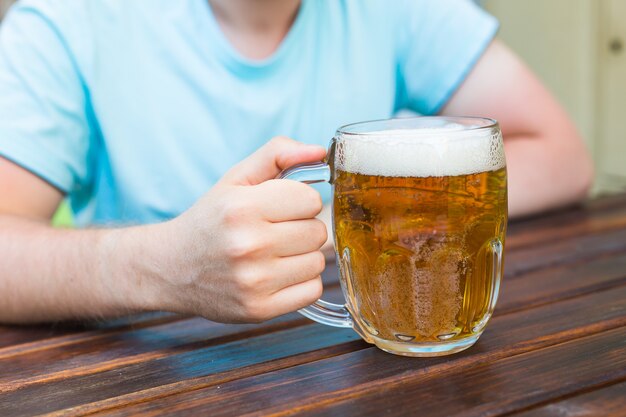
[441,40,594,218]
[0,158,127,322]
[0,158,167,322]
[0,138,327,324]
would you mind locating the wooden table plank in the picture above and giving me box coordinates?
[0,315,308,391]
[506,194,626,250]
[0,313,179,349]
[93,326,626,417]
[510,380,626,417]
[505,226,626,278]
[298,327,626,417]
[0,323,364,416]
[498,251,626,314]
[66,284,626,417]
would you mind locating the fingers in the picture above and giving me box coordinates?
[263,277,324,320]
[232,252,325,322]
[252,179,324,222]
[267,251,326,290]
[268,219,328,256]
[233,250,325,294]
[220,137,326,187]
[222,216,327,260]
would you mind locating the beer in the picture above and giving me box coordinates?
[332,129,507,347]
[282,116,507,356]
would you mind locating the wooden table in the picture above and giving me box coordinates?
[2,194,626,417]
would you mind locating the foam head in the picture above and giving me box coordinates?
[335,124,505,178]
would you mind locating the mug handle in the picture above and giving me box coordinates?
[277,161,354,329]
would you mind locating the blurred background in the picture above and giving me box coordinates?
[0,0,624,199]
[483,0,626,195]
[0,0,9,17]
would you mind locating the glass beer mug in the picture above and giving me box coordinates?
[280,117,507,356]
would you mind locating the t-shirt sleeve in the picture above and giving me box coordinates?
[0,2,94,194]
[396,0,499,115]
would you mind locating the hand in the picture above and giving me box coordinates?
[148,137,328,323]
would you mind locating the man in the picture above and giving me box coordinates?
[0,0,593,324]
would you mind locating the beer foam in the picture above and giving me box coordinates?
[335,127,505,177]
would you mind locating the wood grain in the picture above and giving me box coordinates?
[0,323,363,416]
[506,194,626,250]
[0,314,310,392]
[298,327,626,417]
[505,226,626,278]
[510,380,626,417]
[0,313,179,349]
[498,250,626,314]
[93,326,626,417]
[75,285,626,416]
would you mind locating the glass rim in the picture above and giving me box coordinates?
[336,116,499,137]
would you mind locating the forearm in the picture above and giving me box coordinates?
[0,216,167,323]
[505,133,593,219]
[439,40,594,218]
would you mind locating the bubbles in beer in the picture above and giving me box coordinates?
[333,125,507,346]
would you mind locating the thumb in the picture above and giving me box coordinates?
[220,137,327,186]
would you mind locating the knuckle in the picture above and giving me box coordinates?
[267,179,294,196]
[233,267,261,293]
[241,299,271,323]
[228,239,252,260]
[227,233,263,260]
[268,136,292,149]
[221,199,251,225]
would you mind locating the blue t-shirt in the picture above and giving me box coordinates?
[0,0,497,226]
